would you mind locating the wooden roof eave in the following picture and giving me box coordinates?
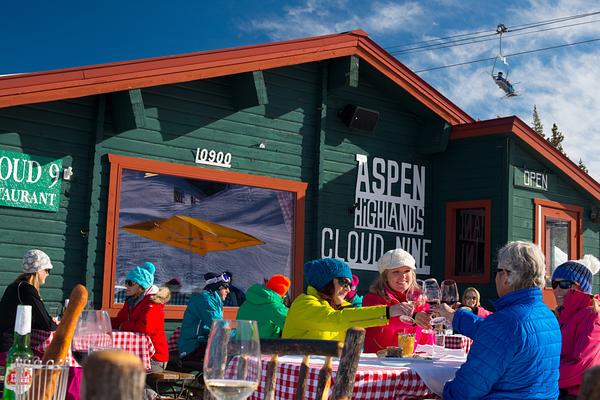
[0,31,472,126]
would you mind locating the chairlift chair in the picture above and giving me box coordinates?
[491,23,518,97]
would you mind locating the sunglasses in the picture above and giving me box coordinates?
[496,268,511,275]
[464,295,477,300]
[337,278,352,290]
[552,280,575,289]
[125,280,136,287]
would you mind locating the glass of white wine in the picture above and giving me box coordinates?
[203,320,261,400]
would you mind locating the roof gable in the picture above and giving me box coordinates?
[0,30,472,125]
[451,116,600,201]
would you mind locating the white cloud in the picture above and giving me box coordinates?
[244,1,424,40]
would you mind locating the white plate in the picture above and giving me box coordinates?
[379,357,436,366]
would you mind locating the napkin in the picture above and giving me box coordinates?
[415,344,466,359]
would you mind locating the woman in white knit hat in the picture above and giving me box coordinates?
[0,249,58,357]
[551,255,600,399]
[363,248,435,353]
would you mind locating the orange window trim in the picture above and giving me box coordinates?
[101,154,307,319]
[444,200,492,284]
[533,198,583,259]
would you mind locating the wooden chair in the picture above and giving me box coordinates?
[259,327,365,400]
[577,365,600,399]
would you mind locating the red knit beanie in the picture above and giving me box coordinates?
[266,274,291,297]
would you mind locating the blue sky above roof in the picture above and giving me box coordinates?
[3,0,599,181]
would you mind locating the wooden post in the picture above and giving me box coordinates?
[315,356,333,400]
[263,354,279,400]
[578,365,600,400]
[82,350,145,400]
[295,355,310,400]
[332,327,365,400]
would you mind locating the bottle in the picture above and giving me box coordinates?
[3,305,34,399]
[62,298,70,318]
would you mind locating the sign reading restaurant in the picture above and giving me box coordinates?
[321,154,432,274]
[0,149,63,212]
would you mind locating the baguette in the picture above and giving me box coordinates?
[39,284,88,399]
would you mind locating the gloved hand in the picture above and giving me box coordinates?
[388,302,414,318]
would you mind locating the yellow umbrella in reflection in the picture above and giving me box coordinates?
[122,215,265,256]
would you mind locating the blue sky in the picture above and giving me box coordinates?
[3,0,599,181]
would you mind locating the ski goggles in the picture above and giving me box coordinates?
[205,272,231,286]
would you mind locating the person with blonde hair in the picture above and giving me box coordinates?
[0,249,57,355]
[362,248,433,353]
[437,241,560,399]
[551,255,600,399]
[460,287,492,318]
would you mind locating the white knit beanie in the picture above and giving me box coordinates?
[377,248,416,274]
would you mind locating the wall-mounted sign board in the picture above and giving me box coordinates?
[514,166,550,192]
[0,149,63,211]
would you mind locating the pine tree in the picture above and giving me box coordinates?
[578,159,589,174]
[532,105,545,137]
[548,123,565,154]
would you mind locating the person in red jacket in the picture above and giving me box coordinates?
[363,248,434,353]
[111,262,171,372]
[552,255,600,399]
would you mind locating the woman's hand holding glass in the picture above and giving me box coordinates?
[389,302,414,319]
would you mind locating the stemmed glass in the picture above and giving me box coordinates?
[440,280,459,307]
[71,310,113,366]
[203,320,261,400]
[399,284,425,324]
[423,278,446,325]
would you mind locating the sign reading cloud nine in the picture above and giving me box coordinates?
[0,150,63,212]
[321,154,431,274]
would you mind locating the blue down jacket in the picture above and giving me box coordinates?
[444,288,561,400]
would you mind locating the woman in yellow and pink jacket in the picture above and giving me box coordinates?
[282,258,412,342]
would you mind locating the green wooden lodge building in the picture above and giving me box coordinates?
[1,30,598,324]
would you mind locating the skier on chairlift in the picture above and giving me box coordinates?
[494,71,516,96]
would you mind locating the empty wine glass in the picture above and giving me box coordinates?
[204,320,261,400]
[399,284,425,324]
[71,310,113,366]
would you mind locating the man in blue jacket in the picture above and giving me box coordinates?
[436,241,561,399]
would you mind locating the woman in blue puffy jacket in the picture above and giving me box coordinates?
[436,241,561,400]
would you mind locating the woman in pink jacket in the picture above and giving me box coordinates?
[363,248,434,353]
[552,255,600,400]
[461,287,492,318]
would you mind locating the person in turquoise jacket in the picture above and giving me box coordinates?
[436,241,561,400]
[282,258,413,342]
[237,274,291,338]
[178,272,230,360]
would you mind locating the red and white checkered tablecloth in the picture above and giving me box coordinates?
[444,335,472,354]
[248,355,435,400]
[31,329,156,370]
[168,327,180,353]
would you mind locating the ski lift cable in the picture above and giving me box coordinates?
[384,10,600,52]
[390,19,600,56]
[414,37,600,73]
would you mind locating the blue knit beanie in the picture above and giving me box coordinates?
[126,262,156,290]
[304,258,352,290]
[552,255,600,293]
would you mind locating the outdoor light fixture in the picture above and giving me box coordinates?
[63,167,74,181]
[590,206,600,223]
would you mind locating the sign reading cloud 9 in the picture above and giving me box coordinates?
[321,154,431,274]
[0,150,63,212]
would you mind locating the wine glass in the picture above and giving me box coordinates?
[203,320,261,400]
[440,280,459,308]
[423,278,446,325]
[71,310,113,366]
[399,284,425,324]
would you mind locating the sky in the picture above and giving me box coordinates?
[3,0,599,181]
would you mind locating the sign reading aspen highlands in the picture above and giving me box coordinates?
[0,150,63,212]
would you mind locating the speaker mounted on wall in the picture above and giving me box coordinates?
[338,104,379,133]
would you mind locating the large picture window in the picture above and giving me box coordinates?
[444,200,492,284]
[102,154,307,318]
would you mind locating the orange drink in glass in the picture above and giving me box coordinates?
[398,334,416,357]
